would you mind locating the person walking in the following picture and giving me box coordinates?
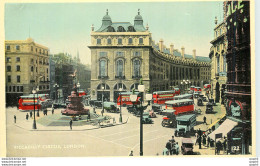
[52,107,54,115]
[198,136,202,149]
[198,128,202,137]
[223,136,227,152]
[14,115,16,123]
[203,133,206,146]
[175,142,179,155]
[69,119,73,130]
[162,146,169,155]
[166,140,172,155]
[207,136,211,147]
[93,107,96,114]
[26,113,29,120]
[45,109,48,116]
[129,150,134,156]
[203,116,207,124]
[30,111,32,118]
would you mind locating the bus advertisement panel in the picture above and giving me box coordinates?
[152,90,176,105]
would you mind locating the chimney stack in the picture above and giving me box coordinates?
[159,39,164,52]
[170,43,174,55]
[193,49,196,59]
[91,24,94,31]
[181,46,185,59]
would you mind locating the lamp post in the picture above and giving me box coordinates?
[130,85,152,156]
[36,86,40,117]
[32,89,37,129]
[119,88,123,123]
[53,83,59,103]
[77,82,81,96]
[101,86,104,117]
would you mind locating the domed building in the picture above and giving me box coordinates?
[88,10,211,102]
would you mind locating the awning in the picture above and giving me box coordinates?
[208,119,238,140]
[208,114,226,129]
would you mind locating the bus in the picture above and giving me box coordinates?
[18,94,49,111]
[165,99,194,115]
[117,92,141,106]
[78,90,87,97]
[174,94,193,100]
[194,87,202,93]
[174,88,181,95]
[190,86,195,91]
[152,90,176,105]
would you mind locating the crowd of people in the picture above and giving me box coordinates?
[163,136,179,155]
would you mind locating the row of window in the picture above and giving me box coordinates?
[6,65,20,72]
[97,38,144,45]
[7,75,21,83]
[99,51,141,57]
[6,45,48,55]
[99,59,141,77]
[6,86,24,93]
[6,57,20,63]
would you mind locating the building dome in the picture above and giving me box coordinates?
[134,14,143,21]
[103,13,112,21]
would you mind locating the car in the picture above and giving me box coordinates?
[181,138,194,155]
[142,112,153,124]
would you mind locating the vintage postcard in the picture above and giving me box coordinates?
[0,0,256,157]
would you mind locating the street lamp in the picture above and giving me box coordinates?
[32,89,37,129]
[53,83,59,103]
[130,85,152,156]
[77,82,81,96]
[36,86,40,117]
[101,86,104,117]
[119,88,123,123]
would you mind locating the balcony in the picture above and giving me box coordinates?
[98,76,109,79]
[115,76,125,79]
[132,75,142,79]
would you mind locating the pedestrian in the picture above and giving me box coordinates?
[93,107,96,114]
[198,136,202,149]
[101,109,104,116]
[162,146,169,156]
[203,116,207,124]
[198,128,202,137]
[26,113,29,120]
[223,136,227,152]
[52,107,54,115]
[175,142,179,155]
[69,119,73,130]
[216,141,221,154]
[207,136,211,147]
[45,109,48,115]
[195,132,198,145]
[14,115,16,123]
[203,133,206,146]
[166,140,172,155]
[170,135,176,143]
[30,111,32,118]
[129,150,133,156]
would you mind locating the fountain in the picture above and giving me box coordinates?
[61,85,89,116]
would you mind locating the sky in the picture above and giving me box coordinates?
[5,2,224,65]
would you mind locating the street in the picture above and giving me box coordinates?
[6,95,226,157]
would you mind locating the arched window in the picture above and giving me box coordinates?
[217,56,220,73]
[114,83,127,90]
[133,59,141,77]
[117,26,125,32]
[130,83,139,91]
[128,38,133,44]
[99,59,107,77]
[223,54,226,72]
[107,38,112,45]
[139,38,143,44]
[116,59,124,77]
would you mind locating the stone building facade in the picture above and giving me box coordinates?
[5,38,50,106]
[88,10,211,102]
[209,20,227,103]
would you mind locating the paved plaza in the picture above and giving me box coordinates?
[6,97,227,157]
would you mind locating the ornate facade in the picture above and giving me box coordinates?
[209,19,227,103]
[5,38,50,106]
[88,10,211,102]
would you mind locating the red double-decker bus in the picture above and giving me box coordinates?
[174,94,193,100]
[18,94,49,111]
[165,99,194,115]
[152,90,176,105]
[117,92,141,106]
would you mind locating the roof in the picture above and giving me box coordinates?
[121,91,140,95]
[182,138,194,144]
[165,99,193,104]
[162,109,176,113]
[195,56,211,62]
[153,90,175,94]
[176,114,196,121]
[96,22,146,32]
[174,94,193,99]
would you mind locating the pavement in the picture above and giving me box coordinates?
[6,94,229,157]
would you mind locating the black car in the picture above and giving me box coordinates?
[53,103,67,109]
[152,104,162,113]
